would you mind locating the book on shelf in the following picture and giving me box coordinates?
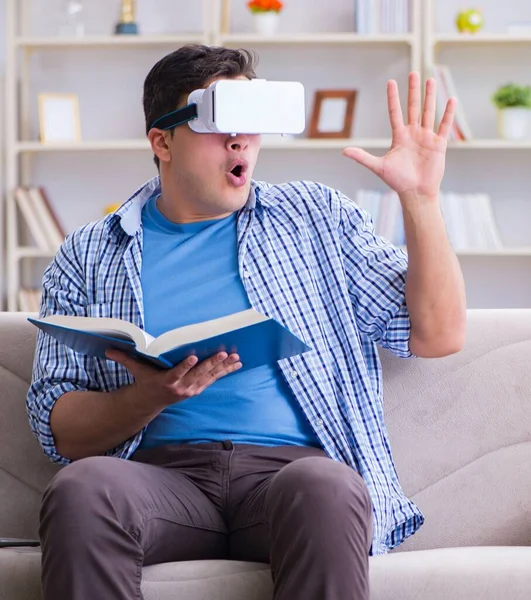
[14,186,66,253]
[440,192,503,250]
[28,308,311,372]
[432,64,473,141]
[354,0,410,34]
[356,189,405,246]
[356,189,503,251]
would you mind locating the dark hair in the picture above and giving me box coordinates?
[143,44,258,169]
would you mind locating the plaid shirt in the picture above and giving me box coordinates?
[27,176,424,555]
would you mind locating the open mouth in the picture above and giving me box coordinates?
[226,159,248,187]
[231,164,244,178]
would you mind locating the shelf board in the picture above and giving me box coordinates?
[220,33,415,46]
[15,34,206,49]
[16,140,151,152]
[434,33,531,45]
[15,138,531,153]
[400,246,531,257]
[448,140,531,149]
[457,248,531,257]
[261,137,392,149]
[15,138,394,152]
[15,247,57,260]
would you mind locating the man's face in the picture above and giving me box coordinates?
[152,76,261,221]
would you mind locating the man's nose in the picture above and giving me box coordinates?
[225,133,250,152]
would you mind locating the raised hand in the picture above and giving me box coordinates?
[343,72,456,201]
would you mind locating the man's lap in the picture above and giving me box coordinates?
[44,442,371,564]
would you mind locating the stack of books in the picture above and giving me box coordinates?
[354,0,410,34]
[356,189,503,251]
[14,186,66,253]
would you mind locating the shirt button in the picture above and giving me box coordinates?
[316,418,324,426]
[243,270,251,279]
[291,370,298,378]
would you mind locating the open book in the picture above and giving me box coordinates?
[28,308,311,371]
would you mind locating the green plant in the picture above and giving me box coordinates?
[491,83,531,109]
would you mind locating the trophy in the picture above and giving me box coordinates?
[115,0,138,35]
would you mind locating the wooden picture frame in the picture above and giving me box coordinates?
[308,89,357,139]
[38,93,82,143]
[220,0,231,34]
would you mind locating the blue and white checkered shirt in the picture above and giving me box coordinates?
[27,176,424,555]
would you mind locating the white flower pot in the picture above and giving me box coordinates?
[253,12,280,35]
[497,107,531,140]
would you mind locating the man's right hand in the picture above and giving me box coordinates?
[105,350,242,410]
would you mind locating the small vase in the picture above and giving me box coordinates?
[497,107,531,140]
[59,0,84,37]
[253,12,280,35]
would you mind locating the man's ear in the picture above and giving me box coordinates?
[148,128,172,165]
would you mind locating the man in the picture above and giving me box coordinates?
[27,45,466,600]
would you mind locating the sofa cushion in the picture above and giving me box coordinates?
[142,560,273,600]
[3,546,531,600]
[370,546,531,600]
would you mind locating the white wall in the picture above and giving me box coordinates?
[2,0,531,308]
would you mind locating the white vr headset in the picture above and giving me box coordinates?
[149,79,306,136]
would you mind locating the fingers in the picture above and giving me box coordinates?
[165,354,200,383]
[343,147,383,176]
[106,350,243,402]
[387,79,404,132]
[437,97,457,139]
[168,352,241,384]
[422,78,437,131]
[407,71,421,126]
[105,349,142,373]
[185,352,228,379]
[194,354,243,393]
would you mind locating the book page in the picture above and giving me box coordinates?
[147,308,268,357]
[39,315,152,350]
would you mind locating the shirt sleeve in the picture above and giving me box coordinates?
[26,231,98,464]
[332,187,414,359]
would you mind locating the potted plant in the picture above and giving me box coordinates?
[491,83,531,140]
[247,0,284,36]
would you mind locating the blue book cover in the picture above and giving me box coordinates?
[28,308,311,372]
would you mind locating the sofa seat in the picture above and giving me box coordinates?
[3,545,531,600]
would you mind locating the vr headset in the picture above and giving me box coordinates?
[149,79,306,136]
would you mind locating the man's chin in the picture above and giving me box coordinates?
[221,183,252,210]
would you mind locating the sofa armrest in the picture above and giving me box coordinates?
[381,309,531,551]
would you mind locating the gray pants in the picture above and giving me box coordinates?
[40,441,373,599]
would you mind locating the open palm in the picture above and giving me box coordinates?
[343,73,457,199]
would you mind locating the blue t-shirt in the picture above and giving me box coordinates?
[138,195,320,449]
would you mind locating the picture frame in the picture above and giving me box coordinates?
[308,89,358,139]
[220,0,231,34]
[38,93,82,143]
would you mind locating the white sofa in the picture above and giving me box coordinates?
[1,309,531,599]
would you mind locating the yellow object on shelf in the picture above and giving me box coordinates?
[456,9,484,33]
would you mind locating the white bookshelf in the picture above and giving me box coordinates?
[7,0,530,309]
[401,246,531,257]
[14,34,209,49]
[3,0,214,311]
[14,138,531,153]
[3,0,424,310]
[434,34,531,45]
[424,0,531,307]
[219,33,416,46]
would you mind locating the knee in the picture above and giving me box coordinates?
[42,456,122,515]
[267,456,372,518]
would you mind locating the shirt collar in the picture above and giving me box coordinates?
[103,176,280,240]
